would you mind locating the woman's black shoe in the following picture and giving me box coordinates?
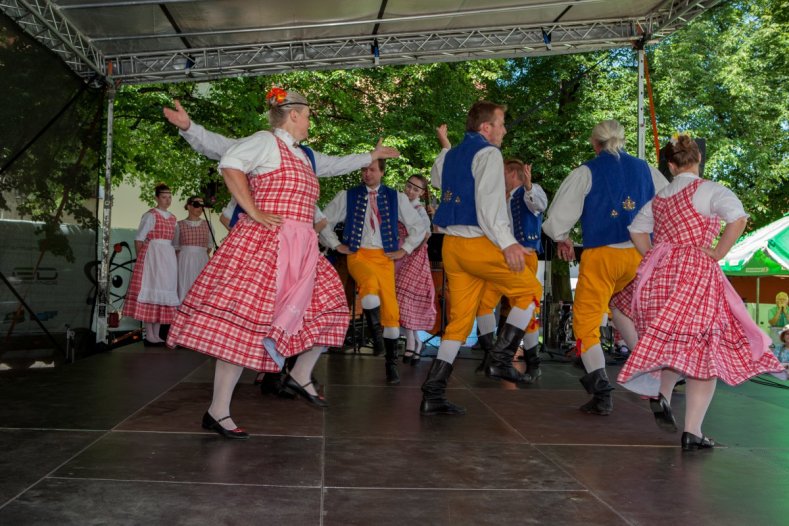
[650,394,678,433]
[143,340,165,347]
[402,351,414,364]
[201,412,249,439]
[681,432,715,451]
[410,353,422,366]
[283,376,328,408]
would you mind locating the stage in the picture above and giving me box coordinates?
[0,345,787,524]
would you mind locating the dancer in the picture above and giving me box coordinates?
[174,196,213,303]
[164,88,400,438]
[123,183,180,346]
[395,174,436,366]
[320,160,428,384]
[618,133,786,450]
[542,120,667,416]
[420,102,543,416]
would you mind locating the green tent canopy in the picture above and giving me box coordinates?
[721,215,789,276]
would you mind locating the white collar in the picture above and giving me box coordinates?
[273,128,298,146]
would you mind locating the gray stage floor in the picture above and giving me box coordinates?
[1,344,788,525]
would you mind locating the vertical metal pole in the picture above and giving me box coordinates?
[756,277,761,326]
[637,48,646,159]
[96,87,115,344]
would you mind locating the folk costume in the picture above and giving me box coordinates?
[476,182,547,379]
[421,132,543,415]
[124,208,179,343]
[174,218,212,303]
[543,149,667,415]
[321,183,427,384]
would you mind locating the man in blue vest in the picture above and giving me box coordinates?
[543,120,668,416]
[320,159,427,385]
[475,158,547,381]
[422,101,543,416]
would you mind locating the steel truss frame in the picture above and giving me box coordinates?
[1,0,720,85]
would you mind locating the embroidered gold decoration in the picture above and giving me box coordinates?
[454,196,461,204]
[442,191,453,203]
[622,196,636,211]
[610,209,619,218]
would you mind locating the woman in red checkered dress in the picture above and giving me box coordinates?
[396,174,436,365]
[164,88,401,438]
[174,196,213,303]
[123,183,179,346]
[618,134,786,450]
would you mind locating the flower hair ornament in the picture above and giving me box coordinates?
[670,131,691,146]
[266,87,288,105]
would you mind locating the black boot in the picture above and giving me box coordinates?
[363,307,385,356]
[475,332,495,373]
[420,359,466,415]
[579,368,614,415]
[486,324,531,383]
[524,345,541,380]
[384,337,400,385]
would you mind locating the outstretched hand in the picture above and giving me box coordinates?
[436,124,451,149]
[371,137,400,160]
[163,99,191,131]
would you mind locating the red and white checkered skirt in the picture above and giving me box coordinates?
[395,223,436,331]
[123,210,177,323]
[166,137,349,371]
[618,181,784,394]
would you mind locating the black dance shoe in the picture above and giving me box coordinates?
[402,351,414,364]
[201,412,249,440]
[650,394,678,433]
[143,340,165,347]
[410,352,422,366]
[681,432,715,451]
[283,376,328,408]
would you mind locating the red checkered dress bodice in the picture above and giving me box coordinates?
[147,209,177,241]
[248,137,318,223]
[177,219,209,248]
[652,179,719,247]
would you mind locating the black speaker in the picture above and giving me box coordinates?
[427,233,444,263]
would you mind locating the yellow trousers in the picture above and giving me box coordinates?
[348,248,399,327]
[442,236,542,342]
[573,246,641,352]
[477,251,540,334]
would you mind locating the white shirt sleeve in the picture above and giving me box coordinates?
[524,183,548,215]
[415,203,431,233]
[430,148,450,190]
[221,197,238,219]
[319,191,348,249]
[473,147,518,250]
[218,131,279,174]
[314,151,374,178]
[397,192,428,254]
[135,212,156,241]
[628,200,655,233]
[180,122,238,161]
[650,165,670,193]
[698,181,748,223]
[542,165,591,241]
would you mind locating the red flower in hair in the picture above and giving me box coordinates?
[266,87,288,104]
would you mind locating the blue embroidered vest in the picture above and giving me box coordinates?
[433,132,493,228]
[510,186,543,253]
[580,151,655,248]
[343,184,399,252]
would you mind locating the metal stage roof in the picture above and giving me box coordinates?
[1,0,720,85]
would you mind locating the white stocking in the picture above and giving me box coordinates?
[684,377,716,437]
[659,369,682,404]
[611,307,638,350]
[145,322,160,342]
[208,359,244,430]
[290,346,325,396]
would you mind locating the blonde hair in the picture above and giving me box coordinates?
[590,120,626,155]
[267,89,309,128]
[777,292,789,303]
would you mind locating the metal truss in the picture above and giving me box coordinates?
[0,0,105,81]
[1,0,721,85]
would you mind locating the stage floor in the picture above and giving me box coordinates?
[1,345,788,525]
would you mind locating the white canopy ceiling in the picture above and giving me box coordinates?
[2,0,720,84]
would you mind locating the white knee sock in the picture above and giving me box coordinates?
[383,326,399,339]
[503,304,536,330]
[436,340,461,363]
[477,313,496,336]
[361,295,381,310]
[611,308,638,350]
[659,369,682,404]
[684,378,716,437]
[208,359,244,430]
[580,344,606,372]
[290,346,325,396]
[523,331,539,349]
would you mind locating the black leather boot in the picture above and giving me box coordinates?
[420,359,466,415]
[486,324,531,383]
[523,345,541,380]
[384,337,400,385]
[579,368,614,415]
[475,332,495,373]
[363,307,385,356]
